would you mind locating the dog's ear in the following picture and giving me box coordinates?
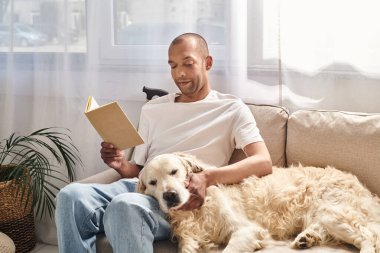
[174,152,205,173]
[136,179,146,193]
[136,177,147,193]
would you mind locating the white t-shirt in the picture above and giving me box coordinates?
[132,90,263,167]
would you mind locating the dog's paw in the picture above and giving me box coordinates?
[223,240,263,253]
[179,241,200,253]
[291,233,320,249]
[179,247,198,253]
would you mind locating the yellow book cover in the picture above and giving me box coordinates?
[84,96,144,150]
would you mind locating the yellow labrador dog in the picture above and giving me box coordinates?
[137,153,380,253]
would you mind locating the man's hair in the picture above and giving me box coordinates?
[170,33,209,57]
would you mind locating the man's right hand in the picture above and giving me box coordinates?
[100,141,126,171]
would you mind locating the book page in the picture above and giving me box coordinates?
[85,96,99,113]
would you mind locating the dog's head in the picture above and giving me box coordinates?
[137,152,205,213]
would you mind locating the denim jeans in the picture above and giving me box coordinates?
[55,178,171,253]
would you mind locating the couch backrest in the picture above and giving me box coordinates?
[230,104,380,197]
[229,104,289,167]
[287,109,380,197]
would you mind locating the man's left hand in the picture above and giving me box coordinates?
[178,172,208,211]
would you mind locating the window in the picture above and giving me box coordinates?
[93,0,226,67]
[0,0,87,53]
[247,0,380,78]
[114,0,225,46]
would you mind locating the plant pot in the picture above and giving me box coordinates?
[0,166,36,253]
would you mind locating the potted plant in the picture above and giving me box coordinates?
[0,127,82,252]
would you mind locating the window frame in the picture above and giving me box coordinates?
[89,0,227,69]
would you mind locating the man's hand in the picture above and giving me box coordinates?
[100,142,126,171]
[178,172,208,211]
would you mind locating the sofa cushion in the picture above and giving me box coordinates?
[287,109,380,196]
[96,232,356,253]
[96,233,178,253]
[229,104,289,167]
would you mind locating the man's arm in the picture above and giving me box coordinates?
[179,141,272,211]
[100,141,142,178]
[204,141,272,186]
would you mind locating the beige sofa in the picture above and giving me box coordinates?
[80,104,380,253]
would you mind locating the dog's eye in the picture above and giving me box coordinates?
[170,169,178,175]
[149,179,157,186]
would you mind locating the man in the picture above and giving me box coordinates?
[55,33,272,253]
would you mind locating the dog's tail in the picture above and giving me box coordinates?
[368,222,380,253]
[372,197,380,253]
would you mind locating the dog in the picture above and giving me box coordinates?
[137,153,380,253]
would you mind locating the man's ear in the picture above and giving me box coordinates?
[205,55,213,70]
[174,152,205,173]
[136,178,146,193]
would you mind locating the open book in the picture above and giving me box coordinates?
[84,96,144,150]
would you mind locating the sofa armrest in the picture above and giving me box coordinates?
[77,169,122,184]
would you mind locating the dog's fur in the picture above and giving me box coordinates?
[137,153,380,253]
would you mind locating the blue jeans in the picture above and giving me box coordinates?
[55,178,171,253]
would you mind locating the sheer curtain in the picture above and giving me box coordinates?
[244,0,380,112]
[1,0,379,246]
[279,0,380,112]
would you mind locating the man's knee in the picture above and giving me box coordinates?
[56,183,89,211]
[104,193,159,225]
[106,193,146,213]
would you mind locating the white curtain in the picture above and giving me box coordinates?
[280,0,380,112]
[0,0,379,246]
[243,0,380,112]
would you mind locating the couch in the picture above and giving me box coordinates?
[79,103,380,253]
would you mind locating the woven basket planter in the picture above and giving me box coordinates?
[0,166,36,253]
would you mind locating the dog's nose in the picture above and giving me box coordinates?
[163,191,180,207]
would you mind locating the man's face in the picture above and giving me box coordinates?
[168,39,210,100]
